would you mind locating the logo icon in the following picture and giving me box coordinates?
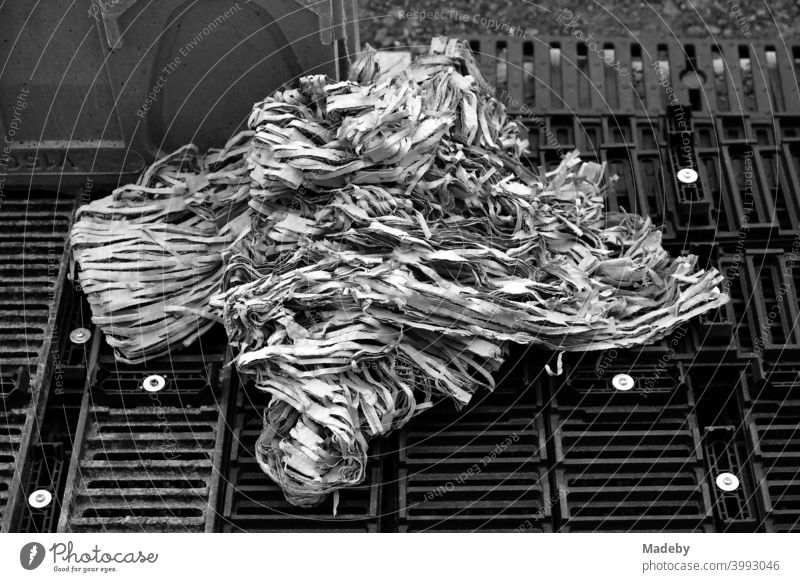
[20,542,46,570]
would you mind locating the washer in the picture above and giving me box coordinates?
[612,373,634,391]
[715,472,740,492]
[143,374,166,392]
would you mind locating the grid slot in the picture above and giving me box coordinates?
[0,193,75,371]
[397,367,550,532]
[741,251,800,353]
[703,426,759,531]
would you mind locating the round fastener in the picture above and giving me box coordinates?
[69,327,91,344]
[143,374,166,393]
[28,489,52,509]
[716,472,740,492]
[612,373,634,391]
[677,168,698,184]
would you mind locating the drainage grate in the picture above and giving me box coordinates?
[219,386,382,532]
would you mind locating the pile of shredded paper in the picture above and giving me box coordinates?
[70,38,729,506]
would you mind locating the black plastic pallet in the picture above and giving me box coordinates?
[0,404,28,530]
[469,35,800,245]
[736,250,800,357]
[747,402,800,528]
[218,385,382,533]
[468,36,800,118]
[57,336,230,533]
[549,375,714,532]
[739,359,800,532]
[396,361,552,532]
[0,192,75,376]
[551,353,690,410]
[554,464,713,532]
[0,191,76,532]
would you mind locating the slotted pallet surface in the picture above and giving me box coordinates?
[0,407,28,530]
[0,191,74,532]
[470,35,800,246]
[741,363,800,532]
[61,405,220,532]
[58,340,229,533]
[0,192,74,373]
[396,362,552,532]
[549,374,713,532]
[468,36,800,117]
[219,387,381,532]
[748,402,800,531]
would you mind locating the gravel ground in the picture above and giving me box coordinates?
[358,0,800,49]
